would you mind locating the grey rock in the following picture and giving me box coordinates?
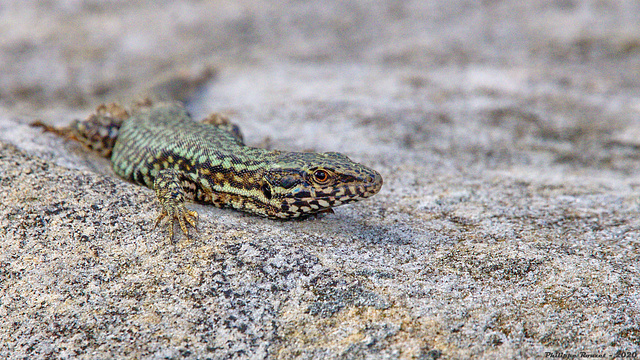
[2,1,640,359]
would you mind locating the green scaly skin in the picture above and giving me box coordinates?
[41,101,383,238]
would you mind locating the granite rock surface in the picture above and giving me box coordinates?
[1,1,640,359]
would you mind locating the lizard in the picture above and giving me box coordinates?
[32,100,383,239]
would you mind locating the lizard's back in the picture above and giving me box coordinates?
[112,102,245,189]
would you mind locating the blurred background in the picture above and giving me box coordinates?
[2,0,640,110]
[2,0,640,173]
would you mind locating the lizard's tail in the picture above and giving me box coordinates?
[31,102,128,158]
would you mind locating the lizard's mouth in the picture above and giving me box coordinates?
[266,171,383,219]
[313,169,383,202]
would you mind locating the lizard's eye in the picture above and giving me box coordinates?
[312,169,331,184]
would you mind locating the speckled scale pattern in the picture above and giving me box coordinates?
[84,101,382,236]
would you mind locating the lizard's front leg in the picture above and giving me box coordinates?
[153,169,199,240]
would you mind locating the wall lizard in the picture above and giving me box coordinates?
[33,100,383,238]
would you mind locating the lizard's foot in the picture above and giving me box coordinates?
[31,103,128,158]
[70,103,129,157]
[153,169,199,241]
[200,112,244,143]
[154,202,199,241]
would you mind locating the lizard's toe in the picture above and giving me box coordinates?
[154,202,198,240]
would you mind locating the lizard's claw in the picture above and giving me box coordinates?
[154,201,199,241]
[153,168,199,241]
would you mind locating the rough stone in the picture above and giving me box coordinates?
[1,1,640,359]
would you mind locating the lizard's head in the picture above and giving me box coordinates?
[261,152,383,219]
